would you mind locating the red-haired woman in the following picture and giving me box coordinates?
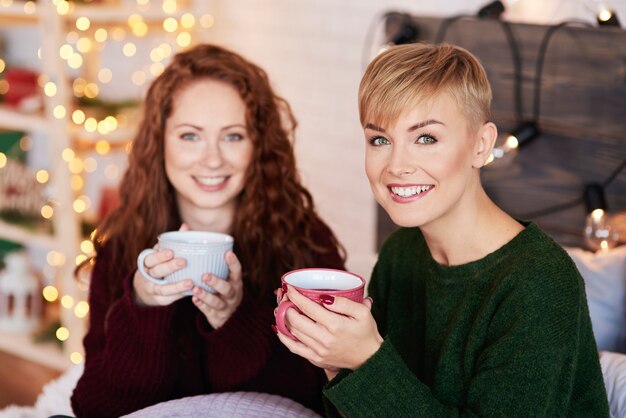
[71,44,345,418]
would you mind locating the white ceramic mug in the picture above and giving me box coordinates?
[137,230,234,295]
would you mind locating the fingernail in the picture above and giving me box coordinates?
[177,259,185,267]
[271,324,278,334]
[282,283,288,293]
[320,294,335,305]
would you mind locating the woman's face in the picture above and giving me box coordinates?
[164,79,253,219]
[364,91,483,229]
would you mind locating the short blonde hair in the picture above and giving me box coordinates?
[359,43,492,132]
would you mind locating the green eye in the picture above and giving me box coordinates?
[416,135,437,144]
[369,136,390,146]
[224,133,244,142]
[181,132,200,141]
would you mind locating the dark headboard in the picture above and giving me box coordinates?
[376,16,626,250]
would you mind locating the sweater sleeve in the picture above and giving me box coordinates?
[195,217,346,391]
[323,255,609,417]
[195,288,277,390]
[71,249,182,418]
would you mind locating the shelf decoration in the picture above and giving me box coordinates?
[0,156,50,231]
[0,250,42,332]
[2,67,42,112]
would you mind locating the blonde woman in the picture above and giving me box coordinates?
[277,43,609,417]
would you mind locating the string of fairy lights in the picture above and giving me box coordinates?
[0,0,213,365]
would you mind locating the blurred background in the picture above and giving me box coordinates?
[0,0,624,411]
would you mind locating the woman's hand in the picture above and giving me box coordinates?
[133,246,194,307]
[276,286,383,372]
[192,251,243,329]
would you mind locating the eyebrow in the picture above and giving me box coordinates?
[364,119,444,133]
[173,123,247,130]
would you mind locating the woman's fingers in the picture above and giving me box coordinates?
[202,274,233,299]
[152,279,194,296]
[192,287,226,310]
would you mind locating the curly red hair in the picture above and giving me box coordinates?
[84,44,344,299]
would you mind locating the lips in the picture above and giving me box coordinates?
[195,176,227,186]
[193,175,229,191]
[387,184,433,202]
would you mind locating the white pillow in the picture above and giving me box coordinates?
[600,351,626,418]
[566,246,626,353]
[123,392,322,418]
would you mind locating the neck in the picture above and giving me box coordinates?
[420,186,522,266]
[178,203,236,234]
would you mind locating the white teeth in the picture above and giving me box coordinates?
[196,176,226,186]
[390,185,432,197]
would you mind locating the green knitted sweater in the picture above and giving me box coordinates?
[324,222,609,417]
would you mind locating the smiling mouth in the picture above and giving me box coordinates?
[194,176,228,186]
[389,185,433,198]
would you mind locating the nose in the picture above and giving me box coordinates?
[201,141,224,169]
[387,144,416,177]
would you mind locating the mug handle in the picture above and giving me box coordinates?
[136,248,165,285]
[275,300,303,340]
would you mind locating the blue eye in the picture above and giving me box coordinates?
[180,132,200,141]
[224,133,244,142]
[369,136,390,146]
[416,135,437,144]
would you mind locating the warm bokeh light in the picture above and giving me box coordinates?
[150,62,165,76]
[95,140,111,155]
[181,13,195,29]
[74,301,90,318]
[176,32,191,47]
[505,135,519,150]
[163,17,177,32]
[70,352,84,364]
[73,199,87,213]
[94,28,108,42]
[61,295,75,308]
[76,16,91,31]
[132,21,148,37]
[98,68,113,83]
[0,59,4,73]
[53,105,66,119]
[81,239,94,254]
[42,285,59,302]
[0,153,6,168]
[72,109,86,124]
[84,83,99,98]
[36,169,49,183]
[59,44,73,60]
[75,254,87,265]
[62,148,75,162]
[123,42,137,57]
[40,204,54,219]
[44,82,57,97]
[76,37,92,53]
[68,157,84,174]
[131,70,147,86]
[47,251,66,266]
[23,0,35,14]
[71,174,83,191]
[200,14,215,29]
[84,117,98,132]
[56,0,69,15]
[162,0,176,14]
[83,157,97,172]
[68,53,83,69]
[56,327,70,341]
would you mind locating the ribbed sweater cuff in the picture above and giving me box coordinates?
[196,290,275,389]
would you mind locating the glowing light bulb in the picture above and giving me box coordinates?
[584,209,619,252]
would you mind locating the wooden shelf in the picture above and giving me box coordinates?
[0,220,57,249]
[0,329,69,372]
[68,3,192,24]
[0,107,48,133]
[0,2,38,25]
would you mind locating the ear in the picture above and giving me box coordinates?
[472,122,497,168]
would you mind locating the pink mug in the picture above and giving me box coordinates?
[275,268,366,340]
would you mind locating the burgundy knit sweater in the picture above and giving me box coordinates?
[71,222,344,418]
